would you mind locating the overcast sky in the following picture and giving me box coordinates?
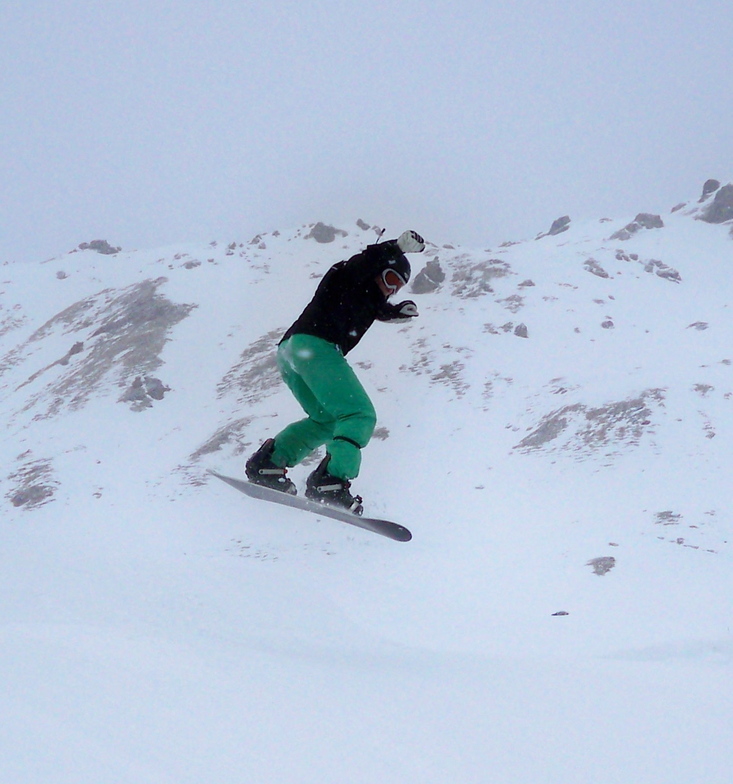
[2,0,732,262]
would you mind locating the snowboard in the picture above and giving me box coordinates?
[208,470,412,542]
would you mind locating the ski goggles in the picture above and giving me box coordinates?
[381,268,407,294]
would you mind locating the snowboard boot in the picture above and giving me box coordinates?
[305,456,364,516]
[245,438,296,495]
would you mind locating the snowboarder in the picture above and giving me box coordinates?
[245,229,426,515]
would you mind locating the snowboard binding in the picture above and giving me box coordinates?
[245,439,296,495]
[305,455,364,516]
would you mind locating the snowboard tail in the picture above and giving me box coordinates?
[208,470,412,542]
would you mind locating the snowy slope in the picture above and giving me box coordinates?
[2,183,733,783]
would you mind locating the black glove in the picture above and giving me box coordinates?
[377,300,419,323]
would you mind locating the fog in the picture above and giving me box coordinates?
[2,0,731,261]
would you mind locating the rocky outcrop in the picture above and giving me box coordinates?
[6,454,58,509]
[610,213,664,241]
[643,259,681,283]
[513,389,664,460]
[584,258,610,278]
[699,179,720,202]
[305,223,348,243]
[549,215,571,235]
[699,184,733,224]
[216,329,284,406]
[587,556,616,576]
[119,375,171,411]
[536,215,570,240]
[451,258,513,298]
[78,239,121,255]
[411,259,446,293]
[4,278,195,421]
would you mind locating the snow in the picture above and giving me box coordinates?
[2,202,733,782]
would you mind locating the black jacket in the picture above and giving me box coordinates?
[281,241,411,355]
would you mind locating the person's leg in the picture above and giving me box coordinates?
[274,334,376,480]
[270,338,337,467]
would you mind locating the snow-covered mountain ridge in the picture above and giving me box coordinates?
[2,180,733,783]
[3,180,732,523]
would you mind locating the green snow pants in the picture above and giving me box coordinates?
[270,334,377,480]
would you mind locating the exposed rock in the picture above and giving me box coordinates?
[7,455,57,509]
[587,556,616,576]
[536,216,570,239]
[484,321,525,336]
[400,339,470,398]
[609,213,664,241]
[145,377,169,400]
[655,510,682,526]
[59,341,84,365]
[699,179,720,202]
[120,375,171,411]
[430,360,468,398]
[190,417,254,460]
[549,215,571,235]
[119,376,149,407]
[79,239,121,255]
[584,259,610,278]
[636,213,664,230]
[700,184,733,224]
[5,278,195,421]
[693,382,714,398]
[643,259,681,283]
[609,228,633,241]
[451,258,513,298]
[498,294,524,313]
[0,306,27,340]
[411,259,446,294]
[514,389,664,460]
[217,329,284,405]
[305,223,348,243]
[10,484,54,508]
[14,341,86,392]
